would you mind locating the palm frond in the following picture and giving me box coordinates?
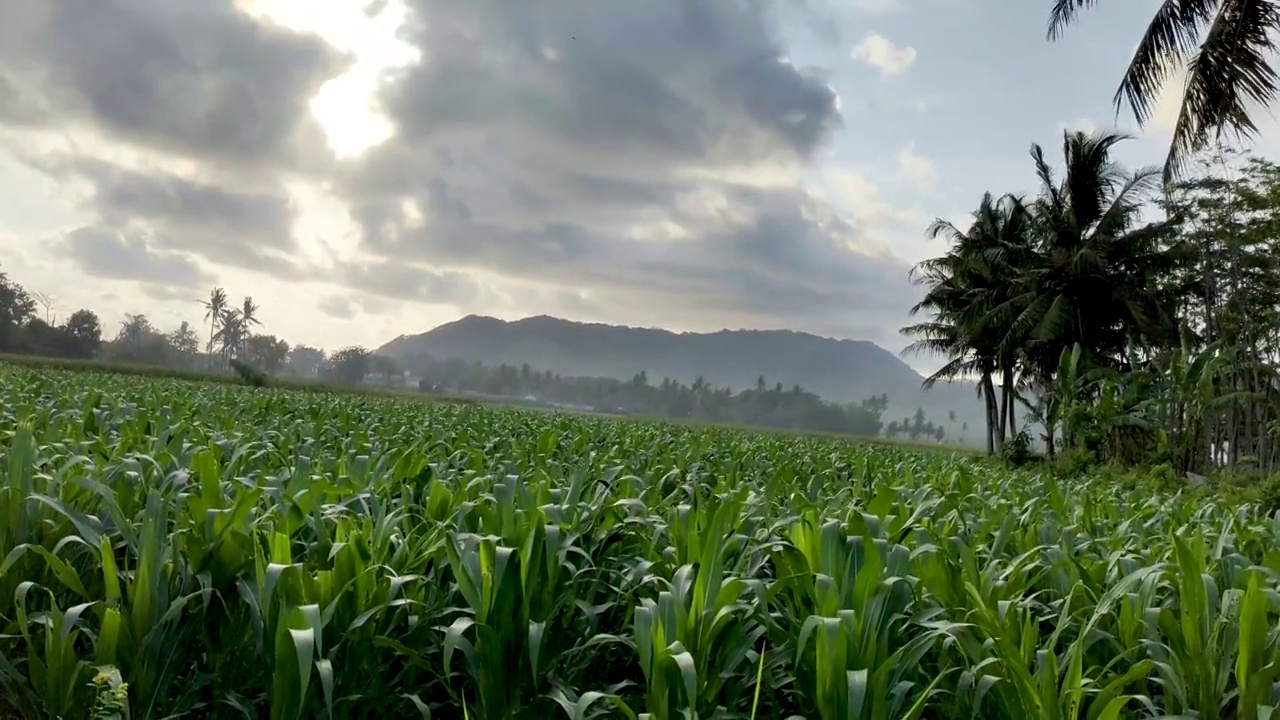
[923,359,978,389]
[1047,0,1102,40]
[1031,143,1064,213]
[1113,0,1221,124]
[1165,0,1280,179]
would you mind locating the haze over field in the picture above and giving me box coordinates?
[1,0,1259,374]
[381,313,982,433]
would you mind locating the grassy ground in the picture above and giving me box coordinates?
[0,352,979,455]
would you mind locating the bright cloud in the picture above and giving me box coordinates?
[851,34,917,78]
[896,144,938,191]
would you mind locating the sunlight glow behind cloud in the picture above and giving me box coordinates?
[249,0,419,158]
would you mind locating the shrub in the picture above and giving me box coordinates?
[1051,445,1096,477]
[1000,429,1036,466]
[229,358,268,387]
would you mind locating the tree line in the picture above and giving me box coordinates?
[382,355,958,440]
[0,277,377,384]
[0,276,958,441]
[905,136,1280,473]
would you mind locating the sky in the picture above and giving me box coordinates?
[1,0,1277,369]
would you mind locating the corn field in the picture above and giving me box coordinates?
[1,366,1279,719]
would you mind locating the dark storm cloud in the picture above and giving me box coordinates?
[318,295,359,320]
[341,260,489,307]
[348,178,917,334]
[0,0,346,169]
[73,161,294,244]
[58,226,213,288]
[24,155,303,277]
[330,0,921,336]
[375,0,839,174]
[0,68,48,125]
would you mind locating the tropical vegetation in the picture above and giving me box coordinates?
[905,134,1280,474]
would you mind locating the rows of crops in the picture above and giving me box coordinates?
[0,366,1277,718]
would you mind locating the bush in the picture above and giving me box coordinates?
[1254,476,1280,516]
[1000,429,1036,466]
[1051,445,1096,477]
[229,358,268,387]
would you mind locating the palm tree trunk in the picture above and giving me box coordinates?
[1003,366,1017,438]
[997,367,1010,448]
[981,372,1000,455]
[998,385,1008,445]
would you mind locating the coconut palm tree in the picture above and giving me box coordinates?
[117,313,153,348]
[215,308,245,360]
[1008,130,1186,374]
[202,287,227,368]
[1047,0,1280,179]
[240,296,262,333]
[902,191,1036,454]
[167,321,201,366]
[238,296,262,359]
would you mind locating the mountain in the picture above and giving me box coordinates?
[378,315,982,439]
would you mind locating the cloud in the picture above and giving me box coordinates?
[0,0,338,283]
[346,175,920,344]
[851,34,917,78]
[340,259,489,307]
[0,69,49,126]
[0,0,927,349]
[1057,116,1098,135]
[849,0,908,13]
[1150,70,1186,134]
[824,170,929,230]
[0,0,346,171]
[896,144,938,190]
[318,294,358,320]
[57,226,213,288]
[25,155,302,277]
[322,0,920,341]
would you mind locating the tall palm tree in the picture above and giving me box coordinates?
[1047,0,1280,179]
[240,297,262,332]
[167,321,201,362]
[117,313,153,347]
[239,296,262,358]
[902,192,1035,454]
[1007,130,1186,376]
[215,308,245,360]
[202,287,227,368]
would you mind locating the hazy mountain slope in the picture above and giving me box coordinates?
[379,315,982,437]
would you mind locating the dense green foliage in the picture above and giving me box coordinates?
[907,137,1280,473]
[415,359,899,439]
[3,366,1280,718]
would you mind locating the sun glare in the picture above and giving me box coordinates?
[247,0,419,159]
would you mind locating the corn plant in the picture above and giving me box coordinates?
[2,364,1280,718]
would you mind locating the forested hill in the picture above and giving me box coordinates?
[377,315,982,437]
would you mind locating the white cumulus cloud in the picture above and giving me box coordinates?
[851,34,917,78]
